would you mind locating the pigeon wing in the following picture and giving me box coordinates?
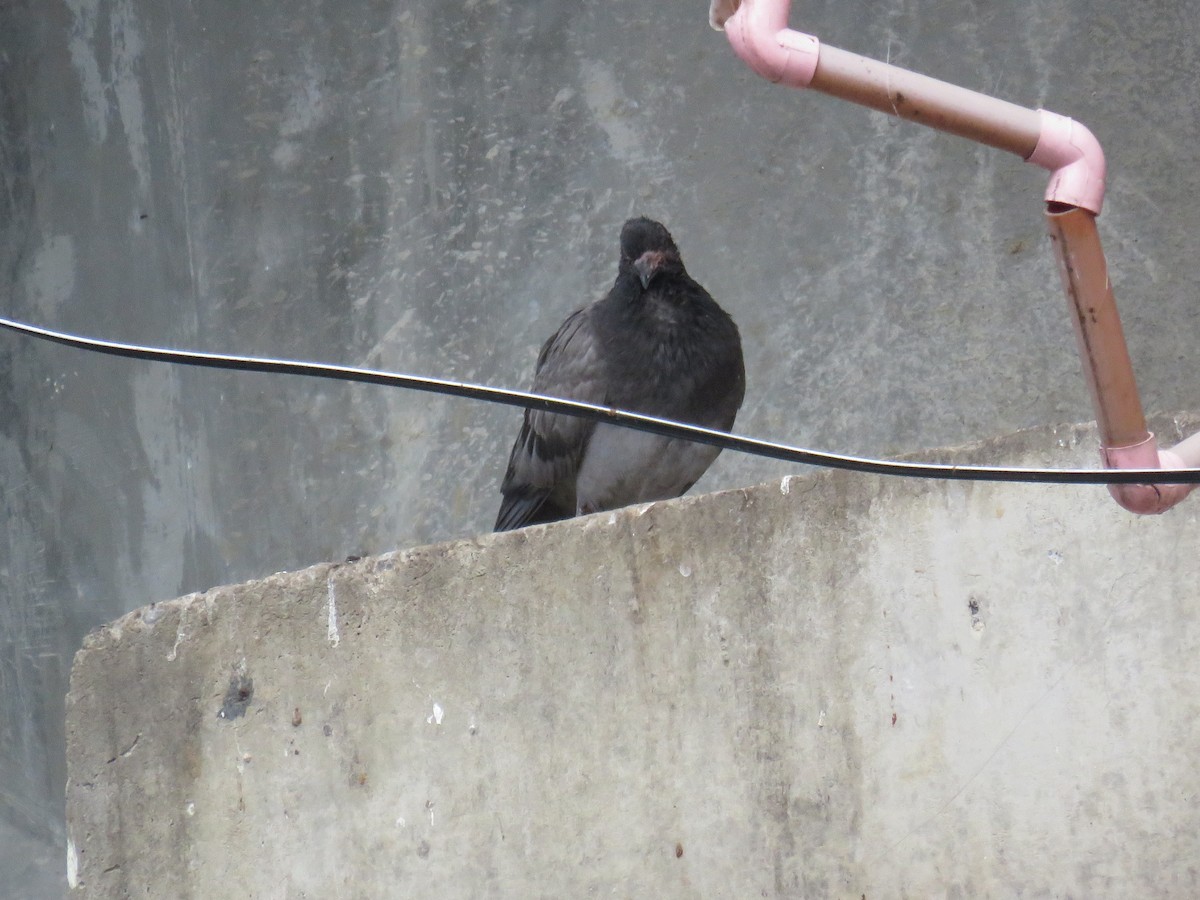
[495,307,609,531]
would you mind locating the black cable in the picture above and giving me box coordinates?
[3,314,1198,485]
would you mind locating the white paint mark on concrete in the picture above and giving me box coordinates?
[326,577,340,647]
[272,141,299,168]
[1048,550,1063,565]
[274,61,329,169]
[579,59,659,169]
[30,236,76,319]
[166,619,187,662]
[110,0,152,198]
[427,702,444,725]
[280,69,326,133]
[131,365,220,599]
[780,475,795,495]
[234,735,248,775]
[185,801,195,816]
[64,0,109,143]
[67,836,79,889]
[395,816,406,828]
[1021,0,1072,107]
[678,563,692,578]
[817,709,826,728]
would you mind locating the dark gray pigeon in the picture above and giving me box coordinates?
[495,217,745,531]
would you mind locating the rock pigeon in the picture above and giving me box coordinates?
[494,217,745,531]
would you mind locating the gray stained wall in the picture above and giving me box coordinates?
[3,0,1200,894]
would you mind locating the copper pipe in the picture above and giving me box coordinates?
[1042,208,1196,513]
[1044,206,1149,449]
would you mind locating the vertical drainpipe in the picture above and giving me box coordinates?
[713,0,1198,513]
[1043,207,1193,512]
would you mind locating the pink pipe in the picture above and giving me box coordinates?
[715,0,1198,513]
[718,0,1105,210]
[719,0,819,88]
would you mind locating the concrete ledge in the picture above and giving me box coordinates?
[67,416,1200,897]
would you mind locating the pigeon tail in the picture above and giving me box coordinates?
[494,491,572,532]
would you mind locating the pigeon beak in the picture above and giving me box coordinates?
[633,250,665,289]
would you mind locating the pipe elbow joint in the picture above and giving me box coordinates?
[721,0,819,88]
[1102,435,1196,515]
[1028,110,1107,214]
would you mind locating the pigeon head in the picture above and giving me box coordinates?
[619,217,683,290]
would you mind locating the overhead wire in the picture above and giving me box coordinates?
[2,314,1198,485]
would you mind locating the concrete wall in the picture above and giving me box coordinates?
[66,418,1200,897]
[6,0,1200,894]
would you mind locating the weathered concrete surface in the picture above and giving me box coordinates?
[67,416,1200,898]
[9,2,1200,891]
